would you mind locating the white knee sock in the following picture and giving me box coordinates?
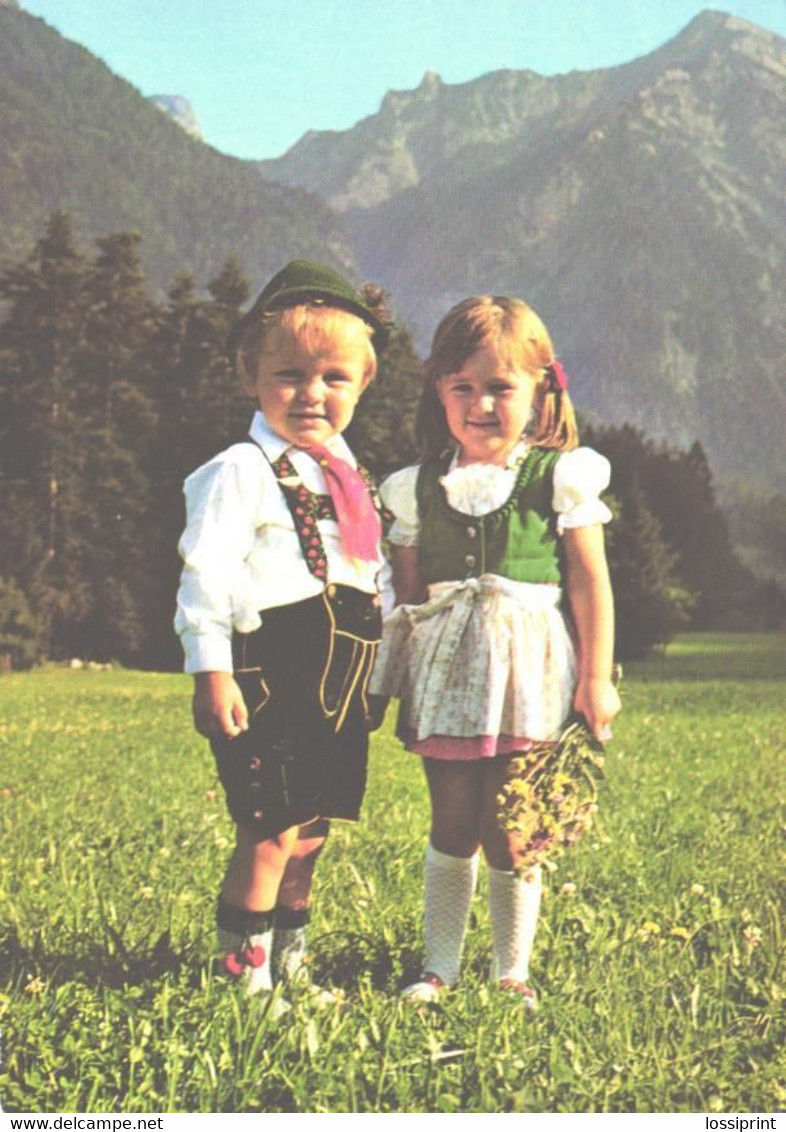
[423,843,479,986]
[487,864,542,983]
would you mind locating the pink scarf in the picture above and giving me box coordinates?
[304,444,381,563]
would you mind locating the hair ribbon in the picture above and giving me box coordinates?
[546,359,569,392]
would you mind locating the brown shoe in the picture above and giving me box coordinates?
[497,978,538,1010]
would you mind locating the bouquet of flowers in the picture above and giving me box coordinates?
[497,668,620,875]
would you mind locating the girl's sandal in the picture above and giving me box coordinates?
[401,971,448,1003]
[497,978,538,1011]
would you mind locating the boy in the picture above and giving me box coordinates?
[175,261,386,1006]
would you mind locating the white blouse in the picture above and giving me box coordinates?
[175,411,383,674]
[382,443,612,547]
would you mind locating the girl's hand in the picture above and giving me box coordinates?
[573,676,621,742]
[192,672,249,739]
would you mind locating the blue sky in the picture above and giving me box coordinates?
[21,0,786,160]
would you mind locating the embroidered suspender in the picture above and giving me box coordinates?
[357,465,395,536]
[270,451,334,582]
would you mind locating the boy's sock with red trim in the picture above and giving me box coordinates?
[216,898,274,996]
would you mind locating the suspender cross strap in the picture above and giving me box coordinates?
[238,438,392,582]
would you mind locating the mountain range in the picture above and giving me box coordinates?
[1,5,784,495]
[261,11,786,493]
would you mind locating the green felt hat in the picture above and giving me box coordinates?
[227,259,388,359]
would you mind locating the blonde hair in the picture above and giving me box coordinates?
[235,302,378,385]
[416,295,578,459]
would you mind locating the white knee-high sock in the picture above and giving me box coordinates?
[423,843,479,986]
[487,864,542,983]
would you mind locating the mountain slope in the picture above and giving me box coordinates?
[260,11,786,490]
[0,5,353,292]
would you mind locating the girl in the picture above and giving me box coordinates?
[371,295,620,1006]
[175,260,387,1008]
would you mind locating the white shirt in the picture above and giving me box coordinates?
[175,411,384,674]
[381,443,613,546]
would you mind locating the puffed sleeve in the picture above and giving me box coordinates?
[174,447,265,674]
[553,447,613,534]
[380,465,420,547]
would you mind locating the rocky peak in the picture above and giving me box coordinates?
[380,69,443,119]
[418,70,443,94]
[649,8,785,67]
[148,95,203,141]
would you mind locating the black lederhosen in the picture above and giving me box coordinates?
[209,444,384,841]
[210,585,381,839]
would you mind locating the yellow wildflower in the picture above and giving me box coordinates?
[743,925,763,950]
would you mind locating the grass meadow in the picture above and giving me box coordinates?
[1,633,784,1113]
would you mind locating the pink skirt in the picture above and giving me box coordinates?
[398,728,540,760]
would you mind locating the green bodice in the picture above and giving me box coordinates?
[416,448,562,585]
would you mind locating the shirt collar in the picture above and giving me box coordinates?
[447,438,530,473]
[248,410,357,467]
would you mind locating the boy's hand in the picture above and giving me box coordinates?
[192,672,249,739]
[573,676,621,742]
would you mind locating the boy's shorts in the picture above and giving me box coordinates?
[210,585,381,840]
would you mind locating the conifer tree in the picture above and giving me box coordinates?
[0,211,89,656]
[0,577,40,672]
[647,441,751,627]
[72,231,161,660]
[345,319,422,476]
[148,256,250,476]
[141,271,203,668]
[606,480,694,659]
[193,255,252,460]
[583,424,757,634]
[207,254,251,309]
[143,257,251,668]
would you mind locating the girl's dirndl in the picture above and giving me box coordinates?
[370,448,581,760]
